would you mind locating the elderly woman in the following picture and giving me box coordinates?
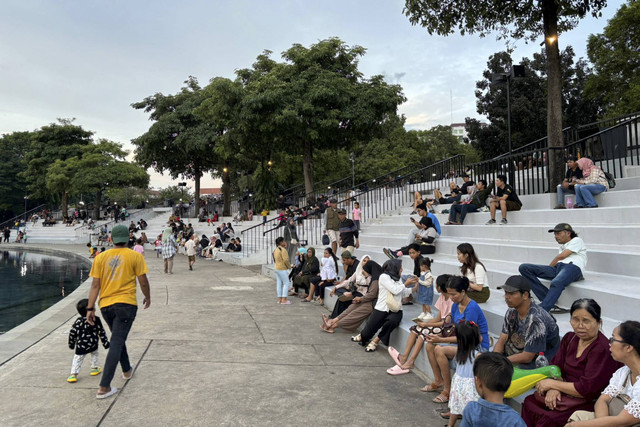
[321,260,382,334]
[567,320,640,426]
[521,299,621,427]
[574,157,609,208]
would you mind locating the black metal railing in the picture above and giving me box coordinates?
[0,204,47,230]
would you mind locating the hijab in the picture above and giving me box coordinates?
[363,260,383,282]
[161,226,172,243]
[577,157,595,177]
[382,258,402,281]
[353,254,371,283]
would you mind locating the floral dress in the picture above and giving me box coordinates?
[449,350,480,415]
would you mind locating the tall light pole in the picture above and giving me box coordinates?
[23,196,29,220]
[349,152,355,188]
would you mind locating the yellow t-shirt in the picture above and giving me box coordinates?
[89,248,149,308]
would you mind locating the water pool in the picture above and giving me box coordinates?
[0,249,90,333]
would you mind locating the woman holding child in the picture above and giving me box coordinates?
[521,299,621,426]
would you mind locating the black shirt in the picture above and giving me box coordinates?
[497,184,522,206]
[339,218,359,248]
[413,255,424,276]
[460,180,476,196]
[565,167,583,180]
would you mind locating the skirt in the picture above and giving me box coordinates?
[468,286,490,303]
[449,374,480,415]
[416,284,434,305]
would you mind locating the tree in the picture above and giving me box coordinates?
[235,38,406,202]
[0,131,30,221]
[157,185,193,204]
[20,120,93,215]
[586,0,640,117]
[403,0,608,186]
[132,77,224,217]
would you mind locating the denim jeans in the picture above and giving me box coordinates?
[518,262,583,311]
[556,184,576,206]
[275,269,290,297]
[448,203,479,223]
[574,183,606,207]
[100,303,137,388]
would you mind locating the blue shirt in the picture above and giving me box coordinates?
[427,212,441,235]
[451,299,490,350]
[461,399,525,427]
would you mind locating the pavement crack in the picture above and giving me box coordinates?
[311,344,328,366]
[244,305,266,344]
[165,285,169,305]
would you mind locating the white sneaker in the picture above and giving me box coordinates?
[417,312,427,320]
[422,313,435,321]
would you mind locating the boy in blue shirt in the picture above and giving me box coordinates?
[461,352,525,427]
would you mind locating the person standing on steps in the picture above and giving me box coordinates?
[337,208,359,255]
[518,223,586,313]
[554,155,583,209]
[86,224,151,399]
[486,175,522,225]
[325,199,340,255]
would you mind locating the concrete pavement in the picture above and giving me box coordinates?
[0,244,448,426]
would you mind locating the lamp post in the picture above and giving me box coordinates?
[23,196,29,220]
[349,152,355,188]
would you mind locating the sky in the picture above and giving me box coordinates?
[0,0,625,190]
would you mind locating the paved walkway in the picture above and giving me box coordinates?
[0,244,447,426]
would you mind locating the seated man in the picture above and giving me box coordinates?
[518,223,586,313]
[405,203,441,246]
[486,175,522,225]
[226,239,238,252]
[554,155,583,209]
[493,275,561,369]
[446,179,494,225]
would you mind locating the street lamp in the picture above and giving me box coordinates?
[23,196,29,220]
[349,152,355,187]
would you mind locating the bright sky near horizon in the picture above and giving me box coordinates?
[0,0,624,190]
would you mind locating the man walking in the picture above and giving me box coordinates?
[337,208,359,255]
[86,224,151,399]
[325,199,340,254]
[518,223,586,313]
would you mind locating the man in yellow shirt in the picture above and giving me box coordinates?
[87,224,151,399]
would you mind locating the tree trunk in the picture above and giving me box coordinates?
[62,192,68,219]
[222,164,231,216]
[94,190,102,220]
[543,0,565,191]
[302,139,315,205]
[194,170,201,218]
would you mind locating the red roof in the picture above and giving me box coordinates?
[200,188,222,195]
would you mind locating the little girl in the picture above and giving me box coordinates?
[413,258,434,322]
[446,321,481,426]
[306,247,338,304]
[154,235,162,258]
[352,202,362,231]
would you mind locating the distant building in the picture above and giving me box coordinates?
[200,188,222,196]
[451,122,487,143]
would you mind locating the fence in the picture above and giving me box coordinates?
[0,204,47,230]
[74,208,156,241]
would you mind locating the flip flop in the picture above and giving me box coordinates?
[386,364,410,375]
[122,364,135,380]
[421,383,443,392]
[96,386,118,400]
[388,346,401,366]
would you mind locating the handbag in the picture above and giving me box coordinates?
[441,314,456,337]
[608,374,640,426]
[386,291,401,313]
[290,238,298,244]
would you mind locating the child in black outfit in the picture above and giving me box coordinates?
[67,298,110,383]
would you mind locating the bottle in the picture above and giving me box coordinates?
[566,197,574,209]
[535,352,549,368]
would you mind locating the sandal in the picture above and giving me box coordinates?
[433,390,450,403]
[420,383,442,392]
[320,324,335,334]
[365,341,378,352]
[388,346,401,366]
[351,334,362,342]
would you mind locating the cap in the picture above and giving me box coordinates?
[548,223,574,233]
[111,225,129,245]
[340,250,356,259]
[497,275,531,293]
[337,208,347,215]
[329,198,338,204]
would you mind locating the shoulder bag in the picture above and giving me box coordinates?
[608,374,640,426]
[385,291,401,313]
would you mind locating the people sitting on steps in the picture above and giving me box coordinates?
[493,275,561,369]
[425,181,462,212]
[446,179,494,225]
[574,157,610,208]
[518,223,587,313]
[383,216,438,258]
[457,243,490,303]
[485,175,522,225]
[554,155,583,209]
[328,254,370,307]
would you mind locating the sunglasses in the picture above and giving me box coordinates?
[609,337,625,345]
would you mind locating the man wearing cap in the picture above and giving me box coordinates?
[337,208,359,255]
[554,155,583,209]
[325,199,340,254]
[494,275,560,369]
[518,223,586,313]
[329,250,360,318]
[86,224,151,399]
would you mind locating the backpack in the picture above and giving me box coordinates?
[322,234,330,246]
[603,171,616,189]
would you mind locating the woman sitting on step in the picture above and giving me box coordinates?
[457,243,490,303]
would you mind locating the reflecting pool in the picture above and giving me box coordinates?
[0,249,90,333]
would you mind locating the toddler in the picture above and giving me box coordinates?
[413,257,434,322]
[133,238,145,256]
[352,202,362,231]
[154,235,162,258]
[67,299,110,383]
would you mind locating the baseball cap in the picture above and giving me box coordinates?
[340,250,356,259]
[497,275,531,293]
[548,223,574,233]
[329,198,338,204]
[111,225,129,245]
[567,155,578,162]
[337,208,347,215]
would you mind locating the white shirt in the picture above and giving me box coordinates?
[464,263,488,289]
[375,274,412,312]
[320,257,337,281]
[560,237,587,272]
[185,239,196,256]
[602,366,640,420]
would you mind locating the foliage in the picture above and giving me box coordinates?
[0,131,30,220]
[586,0,640,117]
[157,185,193,203]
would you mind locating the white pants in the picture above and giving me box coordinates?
[70,350,99,374]
[407,229,420,245]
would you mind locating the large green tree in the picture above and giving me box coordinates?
[403,0,608,186]
[586,0,640,117]
[132,77,224,216]
[0,131,30,220]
